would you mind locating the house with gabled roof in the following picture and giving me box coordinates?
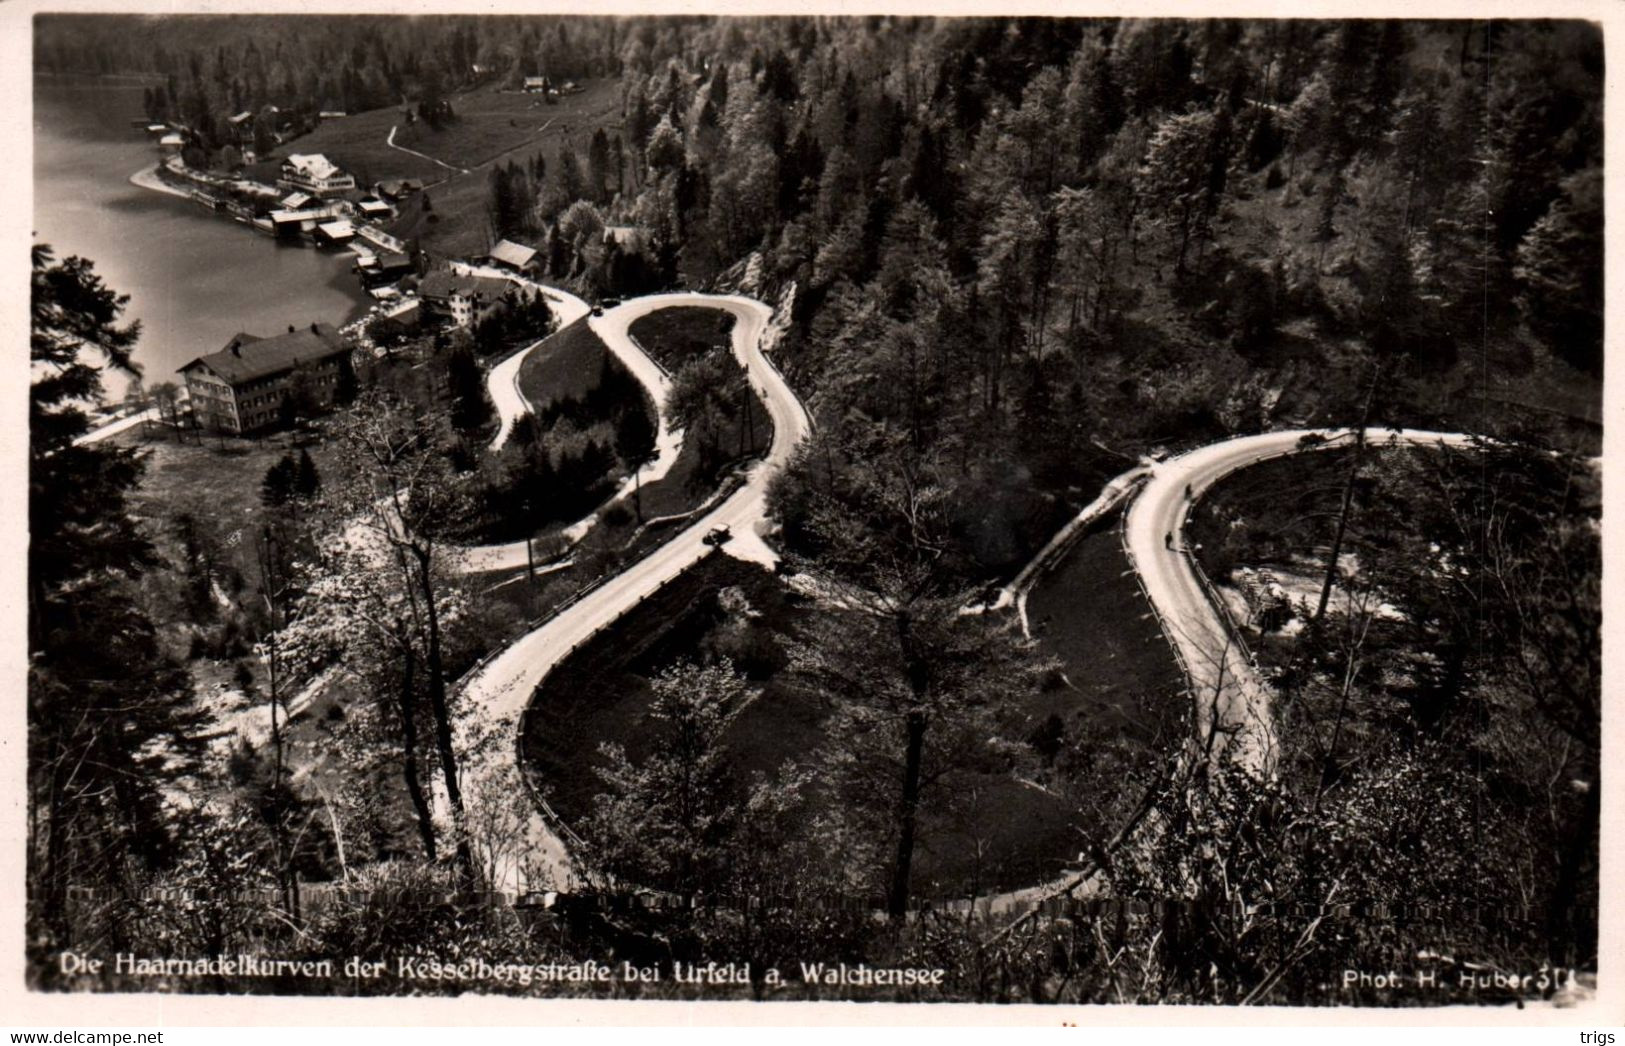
[178,323,351,434]
[488,238,539,274]
[374,179,424,202]
[418,270,511,329]
[278,153,356,197]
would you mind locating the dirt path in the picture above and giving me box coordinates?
[385,124,469,175]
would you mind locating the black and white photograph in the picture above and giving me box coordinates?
[15,3,1610,1017]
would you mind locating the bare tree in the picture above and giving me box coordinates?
[326,391,479,889]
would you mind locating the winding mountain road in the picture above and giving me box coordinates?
[1122,426,1479,776]
[482,282,592,453]
[79,307,1481,900]
[454,292,808,893]
[455,299,1482,894]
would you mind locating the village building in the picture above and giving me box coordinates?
[602,224,641,250]
[523,76,550,93]
[269,202,346,239]
[315,219,356,246]
[357,196,395,221]
[382,297,422,329]
[178,323,351,434]
[159,133,186,156]
[277,153,356,197]
[354,223,408,255]
[374,179,424,202]
[418,270,511,329]
[487,238,539,274]
[357,250,415,288]
[354,245,415,289]
[226,111,254,144]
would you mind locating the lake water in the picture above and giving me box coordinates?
[33,81,370,401]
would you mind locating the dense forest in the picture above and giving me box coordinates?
[38,15,1602,562]
[30,16,1601,1004]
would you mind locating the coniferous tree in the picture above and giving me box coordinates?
[261,453,297,507]
[293,448,322,499]
[613,398,657,521]
[28,245,204,957]
[447,344,493,436]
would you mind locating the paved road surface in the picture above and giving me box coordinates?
[74,407,161,446]
[458,293,790,573]
[454,291,808,893]
[482,281,592,452]
[976,426,1479,915]
[1123,426,1478,775]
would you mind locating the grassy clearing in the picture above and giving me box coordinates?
[390,83,619,170]
[242,80,622,260]
[515,316,611,411]
[627,307,735,374]
[387,81,622,258]
[117,423,337,567]
[242,106,445,189]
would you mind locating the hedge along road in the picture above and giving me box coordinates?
[452,292,809,894]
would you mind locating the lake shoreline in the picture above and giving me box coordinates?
[128,161,190,200]
[37,79,374,401]
[121,154,374,347]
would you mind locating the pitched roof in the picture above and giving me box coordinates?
[282,153,343,181]
[179,325,346,385]
[280,191,313,210]
[418,270,511,302]
[488,239,538,269]
[375,179,423,198]
[317,219,355,239]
